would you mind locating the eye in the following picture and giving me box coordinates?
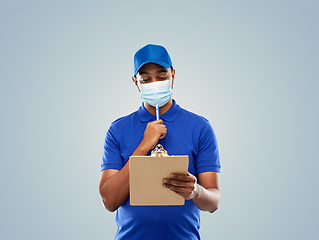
[159,76,168,80]
[141,78,150,83]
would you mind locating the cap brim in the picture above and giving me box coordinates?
[134,60,171,76]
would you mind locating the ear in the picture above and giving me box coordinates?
[132,76,140,91]
[171,69,175,89]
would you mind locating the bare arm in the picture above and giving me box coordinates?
[99,120,167,212]
[99,166,128,212]
[163,171,220,213]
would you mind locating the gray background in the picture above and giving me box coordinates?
[1,0,318,239]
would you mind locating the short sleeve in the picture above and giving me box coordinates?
[195,121,221,174]
[101,123,124,171]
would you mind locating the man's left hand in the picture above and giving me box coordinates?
[163,172,198,200]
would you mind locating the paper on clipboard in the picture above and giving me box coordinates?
[129,145,189,206]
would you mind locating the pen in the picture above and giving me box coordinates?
[156,104,160,120]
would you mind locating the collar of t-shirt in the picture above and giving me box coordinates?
[137,99,181,123]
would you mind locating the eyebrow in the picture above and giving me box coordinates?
[139,71,149,75]
[139,69,168,75]
[156,69,168,73]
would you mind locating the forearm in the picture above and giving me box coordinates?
[192,185,220,213]
[99,143,150,212]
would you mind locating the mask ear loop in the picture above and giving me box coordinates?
[133,77,141,92]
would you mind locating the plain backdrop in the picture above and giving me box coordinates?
[1,0,318,239]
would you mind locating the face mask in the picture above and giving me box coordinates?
[139,80,173,107]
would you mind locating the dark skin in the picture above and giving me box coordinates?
[99,63,220,213]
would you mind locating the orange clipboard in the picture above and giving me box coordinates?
[129,144,189,206]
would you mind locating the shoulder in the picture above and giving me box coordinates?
[108,110,139,134]
[111,111,137,126]
[179,107,210,126]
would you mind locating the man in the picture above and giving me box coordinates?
[99,44,221,240]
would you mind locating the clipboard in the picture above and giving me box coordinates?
[129,144,189,206]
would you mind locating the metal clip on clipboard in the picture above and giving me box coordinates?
[151,144,168,157]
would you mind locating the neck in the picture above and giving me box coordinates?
[144,98,173,116]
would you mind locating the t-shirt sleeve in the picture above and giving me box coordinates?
[101,123,124,171]
[195,120,221,174]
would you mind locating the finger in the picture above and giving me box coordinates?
[163,179,194,188]
[159,134,166,139]
[163,184,188,192]
[170,173,196,182]
[147,125,166,138]
[153,119,163,124]
[156,125,167,131]
[159,131,167,139]
[163,184,193,198]
[158,127,167,139]
[164,182,198,200]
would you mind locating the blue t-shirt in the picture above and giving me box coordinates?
[101,100,221,240]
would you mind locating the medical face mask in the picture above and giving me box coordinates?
[139,80,173,107]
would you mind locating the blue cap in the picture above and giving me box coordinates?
[134,44,173,76]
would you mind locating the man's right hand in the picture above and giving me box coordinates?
[139,119,167,154]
